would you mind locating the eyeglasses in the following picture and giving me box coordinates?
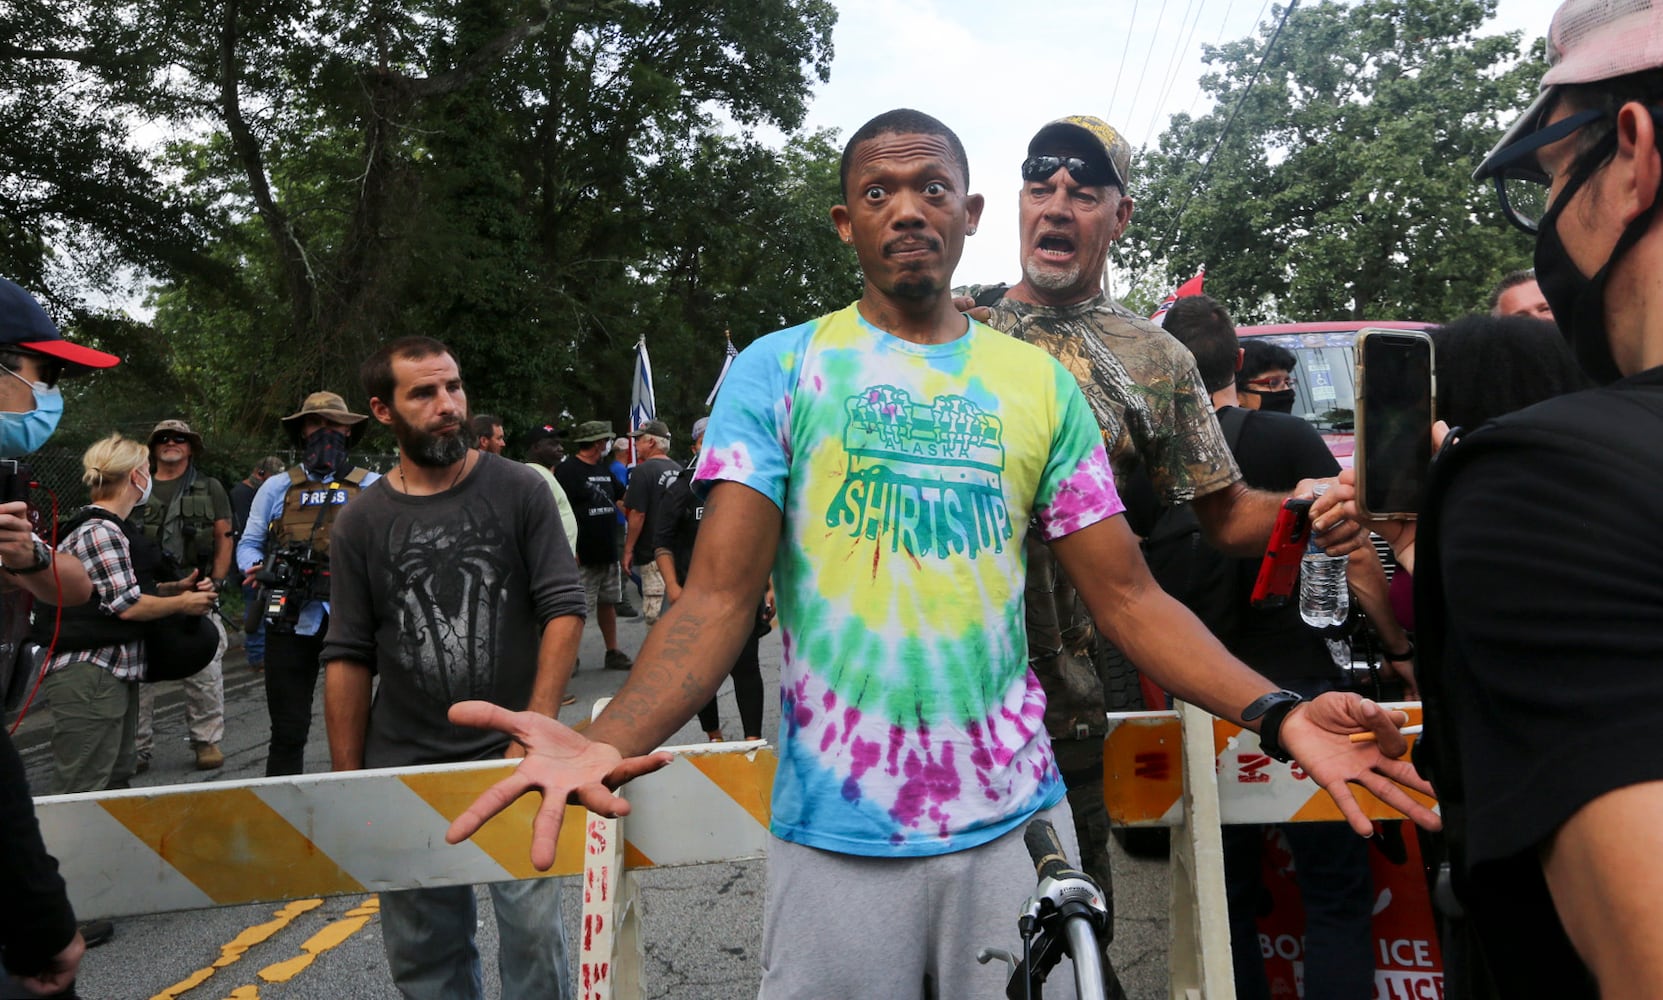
[1485,108,1607,235]
[1245,376,1297,391]
[153,434,192,445]
[1021,154,1122,191]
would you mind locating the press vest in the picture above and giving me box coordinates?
[266,466,370,561]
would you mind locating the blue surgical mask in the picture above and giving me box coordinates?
[0,364,63,457]
[135,470,153,507]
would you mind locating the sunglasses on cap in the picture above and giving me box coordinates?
[1021,154,1121,191]
[153,433,192,445]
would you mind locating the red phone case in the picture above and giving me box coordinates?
[1250,499,1314,608]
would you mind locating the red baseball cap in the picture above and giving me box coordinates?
[0,278,120,374]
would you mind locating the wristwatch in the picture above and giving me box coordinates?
[1240,689,1304,763]
[2,537,52,576]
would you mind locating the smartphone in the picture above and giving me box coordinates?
[1354,329,1435,520]
[1250,498,1314,608]
[0,460,29,504]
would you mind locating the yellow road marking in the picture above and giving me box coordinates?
[222,988,259,999]
[257,897,381,984]
[150,899,323,1000]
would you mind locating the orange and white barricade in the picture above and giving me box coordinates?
[34,702,1435,1000]
[1105,701,1439,1000]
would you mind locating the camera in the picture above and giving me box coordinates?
[251,543,326,632]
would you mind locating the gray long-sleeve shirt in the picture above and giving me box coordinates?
[322,452,584,768]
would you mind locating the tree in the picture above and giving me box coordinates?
[1114,0,1542,324]
[2,0,851,457]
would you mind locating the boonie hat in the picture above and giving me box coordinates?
[629,419,671,439]
[149,419,204,454]
[1476,0,1663,179]
[0,278,121,374]
[572,420,613,444]
[281,391,369,446]
[1027,116,1134,192]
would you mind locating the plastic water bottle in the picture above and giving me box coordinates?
[1299,483,1349,628]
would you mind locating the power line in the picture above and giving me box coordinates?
[1146,0,1209,143]
[1110,0,1141,127]
[1165,0,1300,251]
[1125,0,1174,135]
[1189,0,1269,121]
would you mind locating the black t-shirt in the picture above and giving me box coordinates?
[652,462,703,584]
[1433,369,1663,865]
[1415,368,1663,991]
[320,453,587,768]
[623,455,680,565]
[1224,407,1342,685]
[230,479,258,537]
[1,720,76,977]
[554,455,623,567]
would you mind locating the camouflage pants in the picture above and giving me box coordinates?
[1027,536,1130,1000]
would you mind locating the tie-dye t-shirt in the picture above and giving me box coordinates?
[695,303,1124,857]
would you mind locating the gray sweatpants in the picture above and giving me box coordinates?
[759,801,1082,1000]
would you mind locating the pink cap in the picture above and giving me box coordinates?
[1476,0,1663,180]
[1542,0,1663,87]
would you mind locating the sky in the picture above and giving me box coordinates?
[784,0,1565,299]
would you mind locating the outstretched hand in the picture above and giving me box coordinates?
[1280,691,1442,836]
[445,701,674,870]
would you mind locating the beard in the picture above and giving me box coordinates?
[1021,252,1086,294]
[890,272,942,300]
[390,408,469,468]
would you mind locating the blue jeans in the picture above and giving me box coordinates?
[378,878,570,1000]
[1223,822,1374,1000]
[242,582,267,665]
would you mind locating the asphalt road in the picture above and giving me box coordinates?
[16,611,1173,999]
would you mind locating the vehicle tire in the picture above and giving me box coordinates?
[1100,640,1172,859]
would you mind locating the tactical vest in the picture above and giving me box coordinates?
[266,466,370,561]
[141,468,221,572]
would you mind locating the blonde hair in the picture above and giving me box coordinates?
[82,433,149,502]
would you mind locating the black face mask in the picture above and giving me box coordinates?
[303,429,350,478]
[1534,131,1660,385]
[1246,388,1296,413]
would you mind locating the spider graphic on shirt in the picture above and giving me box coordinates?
[381,506,517,705]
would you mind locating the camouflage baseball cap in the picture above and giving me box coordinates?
[1027,116,1133,192]
[571,420,613,443]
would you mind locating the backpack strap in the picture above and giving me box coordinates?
[1216,404,1252,453]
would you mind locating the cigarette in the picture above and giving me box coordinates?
[1348,724,1423,743]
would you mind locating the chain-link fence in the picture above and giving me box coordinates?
[17,446,402,537]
